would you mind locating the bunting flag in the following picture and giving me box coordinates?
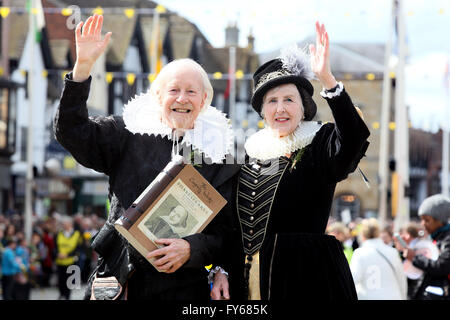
[150,11,163,76]
[0,7,10,18]
[26,0,45,43]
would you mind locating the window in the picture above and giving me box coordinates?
[333,194,361,223]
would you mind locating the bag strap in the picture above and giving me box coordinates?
[374,247,403,293]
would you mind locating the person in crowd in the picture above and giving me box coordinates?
[0,225,5,257]
[402,194,450,300]
[13,238,31,300]
[55,216,82,300]
[53,14,239,300]
[211,21,370,300]
[347,220,360,251]
[40,221,55,287]
[350,218,407,300]
[2,224,15,247]
[78,216,95,284]
[380,225,395,247]
[1,239,20,300]
[327,222,354,263]
[28,231,44,288]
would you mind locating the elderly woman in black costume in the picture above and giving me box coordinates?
[211,22,370,300]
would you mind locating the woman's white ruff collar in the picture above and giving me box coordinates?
[122,92,234,163]
[244,121,323,161]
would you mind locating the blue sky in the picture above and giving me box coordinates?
[157,0,450,131]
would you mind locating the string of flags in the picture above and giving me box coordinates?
[0,5,447,19]
[3,68,385,85]
[4,67,404,130]
[0,5,168,18]
[3,68,254,84]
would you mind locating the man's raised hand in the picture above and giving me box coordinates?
[73,14,112,82]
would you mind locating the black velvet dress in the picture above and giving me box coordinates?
[222,87,370,300]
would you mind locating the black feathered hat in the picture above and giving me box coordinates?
[250,46,317,120]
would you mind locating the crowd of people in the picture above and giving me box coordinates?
[0,209,105,300]
[326,194,450,300]
[1,194,449,301]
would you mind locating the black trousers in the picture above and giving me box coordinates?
[1,275,15,300]
[12,282,30,300]
[57,265,71,299]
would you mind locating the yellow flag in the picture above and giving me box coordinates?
[366,73,375,81]
[126,73,136,86]
[63,156,77,170]
[391,172,398,217]
[61,8,73,16]
[92,7,103,15]
[155,5,166,14]
[124,8,135,18]
[213,72,223,79]
[257,120,265,129]
[105,72,114,84]
[148,73,157,83]
[0,7,10,18]
[150,16,163,75]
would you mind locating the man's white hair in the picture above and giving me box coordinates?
[149,58,214,111]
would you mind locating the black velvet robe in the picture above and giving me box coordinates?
[54,73,240,300]
[223,88,370,300]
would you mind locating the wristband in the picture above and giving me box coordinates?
[207,266,229,284]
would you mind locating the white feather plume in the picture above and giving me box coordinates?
[279,44,314,80]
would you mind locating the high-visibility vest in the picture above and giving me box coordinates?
[55,230,81,266]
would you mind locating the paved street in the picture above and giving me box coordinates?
[30,284,87,300]
[1,284,87,300]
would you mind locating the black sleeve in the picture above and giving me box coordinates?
[412,235,450,276]
[53,72,124,176]
[312,88,370,182]
[182,207,229,269]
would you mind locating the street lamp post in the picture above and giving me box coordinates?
[25,0,36,243]
[393,0,410,231]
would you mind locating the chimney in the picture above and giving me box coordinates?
[247,28,255,51]
[225,22,239,47]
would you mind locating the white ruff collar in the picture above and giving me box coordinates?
[122,92,234,163]
[244,121,323,161]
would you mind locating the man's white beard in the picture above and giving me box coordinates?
[163,105,195,131]
[166,116,192,131]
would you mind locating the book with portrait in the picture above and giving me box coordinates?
[114,155,227,269]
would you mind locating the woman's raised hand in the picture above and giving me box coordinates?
[73,14,112,82]
[309,21,337,90]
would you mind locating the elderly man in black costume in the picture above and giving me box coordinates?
[54,14,238,300]
[210,22,370,300]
